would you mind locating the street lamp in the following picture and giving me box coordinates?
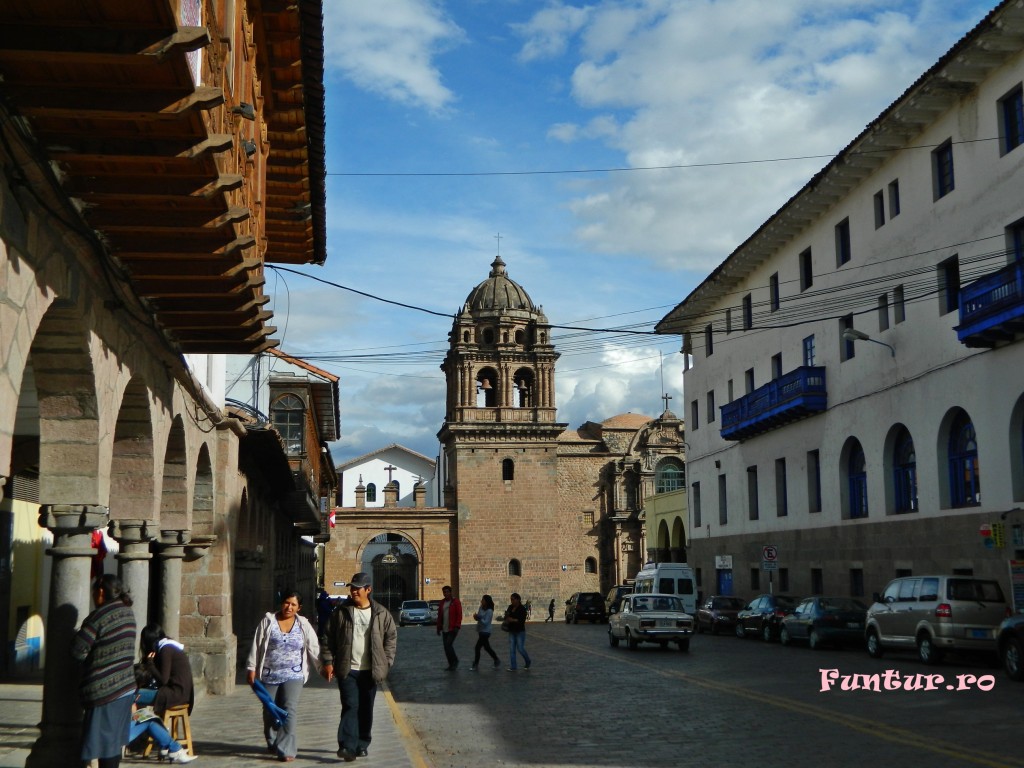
[842,328,895,357]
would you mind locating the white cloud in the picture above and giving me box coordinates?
[324,0,464,112]
[514,3,593,62]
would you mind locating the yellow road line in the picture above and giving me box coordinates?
[541,635,1018,768]
[381,683,433,768]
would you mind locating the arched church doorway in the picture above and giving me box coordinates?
[363,533,419,613]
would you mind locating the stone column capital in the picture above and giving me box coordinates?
[184,534,217,562]
[157,529,192,558]
[39,505,109,557]
[110,519,156,562]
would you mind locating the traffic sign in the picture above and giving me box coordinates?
[762,545,778,561]
[761,561,778,571]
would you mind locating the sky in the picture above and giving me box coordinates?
[266,0,999,466]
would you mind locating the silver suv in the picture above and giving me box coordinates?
[865,575,1009,664]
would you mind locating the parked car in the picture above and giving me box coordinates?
[735,594,800,641]
[565,592,606,624]
[398,600,431,626]
[997,613,1024,681]
[605,584,633,616]
[696,595,745,635]
[865,575,1010,664]
[780,596,867,649]
[427,599,441,623]
[608,593,694,651]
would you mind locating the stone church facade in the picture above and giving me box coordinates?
[326,256,687,610]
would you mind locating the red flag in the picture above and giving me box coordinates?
[329,511,336,528]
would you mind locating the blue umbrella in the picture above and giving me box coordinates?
[250,680,289,727]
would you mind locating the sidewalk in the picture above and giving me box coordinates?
[0,672,428,768]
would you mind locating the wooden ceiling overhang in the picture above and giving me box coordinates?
[0,0,327,354]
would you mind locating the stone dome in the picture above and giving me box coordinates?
[464,256,537,313]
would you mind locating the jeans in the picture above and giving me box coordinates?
[338,670,377,753]
[508,631,530,669]
[473,632,499,665]
[261,677,304,758]
[128,718,182,754]
[441,629,460,667]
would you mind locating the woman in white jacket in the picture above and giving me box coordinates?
[246,590,321,762]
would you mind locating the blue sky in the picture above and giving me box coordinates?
[269,0,998,465]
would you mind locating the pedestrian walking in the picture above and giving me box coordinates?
[71,573,138,768]
[320,572,397,763]
[246,590,321,762]
[435,584,462,670]
[469,595,500,670]
[545,598,555,622]
[503,592,531,671]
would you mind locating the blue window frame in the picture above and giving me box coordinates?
[893,429,917,513]
[849,446,868,519]
[949,413,980,506]
[803,335,815,367]
[366,482,377,503]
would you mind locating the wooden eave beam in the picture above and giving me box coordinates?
[17,86,224,121]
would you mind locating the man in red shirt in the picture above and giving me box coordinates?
[435,585,462,670]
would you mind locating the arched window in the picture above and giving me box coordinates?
[502,458,514,481]
[392,480,400,497]
[949,412,980,506]
[271,394,304,455]
[585,557,597,574]
[656,461,685,493]
[476,367,498,407]
[849,445,868,518]
[508,559,521,577]
[893,428,918,513]
[365,483,377,503]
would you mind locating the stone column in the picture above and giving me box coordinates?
[110,519,155,645]
[155,529,190,640]
[27,504,109,768]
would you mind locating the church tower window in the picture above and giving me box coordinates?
[366,483,377,502]
[502,458,514,481]
[508,559,522,576]
[585,557,597,574]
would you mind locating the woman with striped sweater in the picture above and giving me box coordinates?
[72,574,137,768]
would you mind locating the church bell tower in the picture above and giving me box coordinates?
[437,255,566,602]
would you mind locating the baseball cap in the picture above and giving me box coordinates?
[349,572,372,588]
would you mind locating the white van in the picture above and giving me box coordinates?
[632,564,698,614]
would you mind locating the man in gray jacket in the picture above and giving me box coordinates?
[320,572,397,762]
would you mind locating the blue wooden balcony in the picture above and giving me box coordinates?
[720,366,827,441]
[956,260,1024,348]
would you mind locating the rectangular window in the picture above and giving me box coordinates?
[850,568,865,597]
[726,308,733,334]
[799,248,813,291]
[706,390,716,423]
[873,190,885,229]
[718,474,728,526]
[888,179,901,218]
[704,324,714,356]
[840,314,855,361]
[775,458,788,517]
[769,273,780,312]
[742,294,753,330]
[745,368,755,394]
[747,466,759,521]
[727,379,734,403]
[692,482,701,529]
[1000,84,1023,155]
[1008,218,1024,262]
[802,335,815,367]
[811,568,824,595]
[807,449,821,513]
[690,399,699,430]
[894,284,906,323]
[750,568,760,592]
[933,139,955,199]
[835,218,852,266]
[877,294,889,332]
[939,255,960,315]
[771,353,782,380]
[778,568,790,593]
